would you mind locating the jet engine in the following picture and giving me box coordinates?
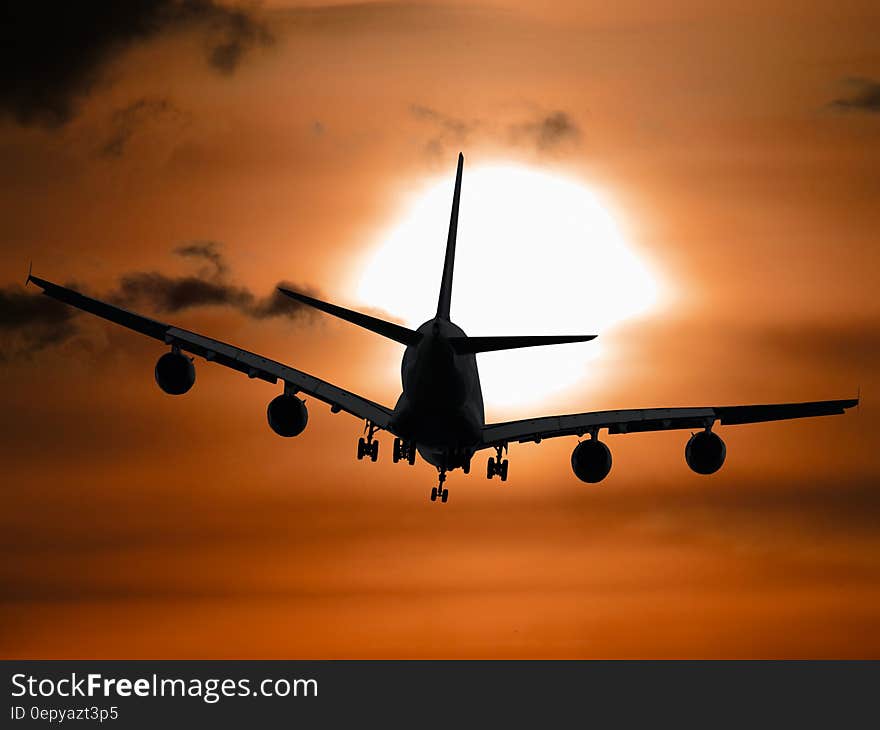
[267,394,308,437]
[571,439,612,483]
[685,430,726,474]
[154,351,195,395]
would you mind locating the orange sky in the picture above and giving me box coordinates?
[1,0,878,658]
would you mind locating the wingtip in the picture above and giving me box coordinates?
[277,286,321,307]
[25,260,32,286]
[277,285,300,300]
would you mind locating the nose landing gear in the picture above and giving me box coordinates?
[430,470,449,503]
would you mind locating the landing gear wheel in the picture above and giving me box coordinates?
[463,459,471,475]
[431,470,448,504]
[487,445,509,481]
[393,438,416,465]
[358,420,380,463]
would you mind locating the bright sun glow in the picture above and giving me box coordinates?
[356,163,661,413]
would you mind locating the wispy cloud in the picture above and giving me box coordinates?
[829,78,880,113]
[410,104,582,157]
[98,97,187,158]
[508,110,580,151]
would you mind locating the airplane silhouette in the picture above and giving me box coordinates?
[27,153,857,503]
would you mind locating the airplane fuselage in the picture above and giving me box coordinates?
[390,318,484,470]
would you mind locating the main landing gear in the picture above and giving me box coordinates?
[392,437,416,465]
[487,444,509,482]
[357,421,380,462]
[430,470,449,503]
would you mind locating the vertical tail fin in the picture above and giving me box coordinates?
[436,152,463,320]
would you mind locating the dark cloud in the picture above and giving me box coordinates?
[508,110,581,151]
[0,284,79,359]
[98,97,186,158]
[111,271,254,313]
[829,78,880,113]
[0,243,314,362]
[0,1,273,128]
[109,272,313,320]
[108,242,315,320]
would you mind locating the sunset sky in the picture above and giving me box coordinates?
[1,0,878,658]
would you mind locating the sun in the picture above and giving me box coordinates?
[356,162,662,414]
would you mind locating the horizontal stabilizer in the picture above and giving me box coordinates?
[449,334,596,355]
[277,287,422,346]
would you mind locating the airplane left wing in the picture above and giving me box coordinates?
[480,399,858,447]
[27,275,395,429]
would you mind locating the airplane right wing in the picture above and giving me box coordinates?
[480,399,858,447]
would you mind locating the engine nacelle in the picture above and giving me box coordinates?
[571,439,612,483]
[267,394,308,437]
[154,351,195,395]
[685,430,726,474]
